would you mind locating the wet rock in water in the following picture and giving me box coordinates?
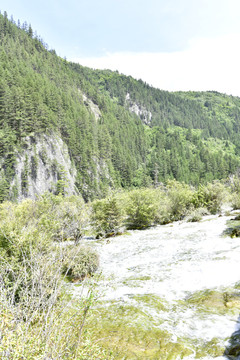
[224,330,240,358]
[185,290,226,312]
[225,293,240,310]
[184,290,240,318]
[230,228,240,238]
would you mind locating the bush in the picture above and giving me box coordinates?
[0,196,98,304]
[36,193,88,242]
[166,180,195,221]
[125,188,158,229]
[231,195,240,210]
[0,196,106,359]
[186,207,210,222]
[91,195,123,238]
[228,174,240,209]
[62,245,99,280]
[193,181,227,214]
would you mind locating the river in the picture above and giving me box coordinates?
[85,211,240,359]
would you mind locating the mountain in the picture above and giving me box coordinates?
[1,11,240,202]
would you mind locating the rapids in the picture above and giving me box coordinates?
[85,211,240,358]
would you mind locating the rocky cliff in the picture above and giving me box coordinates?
[9,133,78,201]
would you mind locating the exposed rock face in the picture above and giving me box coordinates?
[125,93,152,125]
[81,92,101,121]
[10,133,78,201]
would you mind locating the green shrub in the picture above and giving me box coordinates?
[91,195,123,238]
[186,207,210,222]
[0,195,97,306]
[231,195,240,210]
[166,180,195,221]
[0,173,9,203]
[229,175,240,209]
[0,196,107,359]
[35,193,88,242]
[193,181,227,214]
[62,245,99,280]
[125,188,158,229]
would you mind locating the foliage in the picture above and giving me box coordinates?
[62,245,99,280]
[193,181,227,214]
[125,188,159,229]
[1,13,240,202]
[228,172,240,209]
[0,194,106,358]
[35,193,88,242]
[0,274,109,359]
[0,195,96,300]
[91,195,124,237]
[0,175,236,357]
[186,207,210,222]
[165,180,195,221]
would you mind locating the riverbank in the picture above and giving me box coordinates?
[1,179,240,358]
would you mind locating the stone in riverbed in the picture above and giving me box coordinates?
[224,330,240,358]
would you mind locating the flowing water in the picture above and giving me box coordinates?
[84,211,240,359]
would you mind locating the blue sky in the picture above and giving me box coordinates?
[1,0,240,95]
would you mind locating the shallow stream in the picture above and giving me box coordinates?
[85,211,240,359]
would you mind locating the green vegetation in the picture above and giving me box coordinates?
[183,289,240,317]
[88,301,194,359]
[0,177,239,358]
[0,194,110,359]
[125,188,159,229]
[90,195,123,238]
[186,207,209,222]
[1,12,240,202]
[62,245,99,281]
[2,10,240,359]
[88,179,232,235]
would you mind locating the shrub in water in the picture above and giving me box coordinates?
[61,245,99,280]
[186,207,210,222]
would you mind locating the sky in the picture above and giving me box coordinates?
[1,0,240,96]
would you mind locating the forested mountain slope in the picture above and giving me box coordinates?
[0,11,240,202]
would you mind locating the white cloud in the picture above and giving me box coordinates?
[72,34,240,97]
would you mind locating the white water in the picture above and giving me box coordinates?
[89,212,240,358]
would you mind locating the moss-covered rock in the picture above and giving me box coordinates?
[196,338,225,358]
[224,330,240,358]
[88,301,193,359]
[132,294,168,312]
[225,293,240,310]
[184,290,226,313]
[230,227,240,238]
[184,289,240,316]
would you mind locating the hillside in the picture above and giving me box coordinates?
[1,11,240,202]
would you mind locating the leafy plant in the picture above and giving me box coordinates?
[125,188,158,229]
[0,195,107,359]
[91,195,123,238]
[61,245,99,280]
[193,181,227,214]
[166,180,195,221]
